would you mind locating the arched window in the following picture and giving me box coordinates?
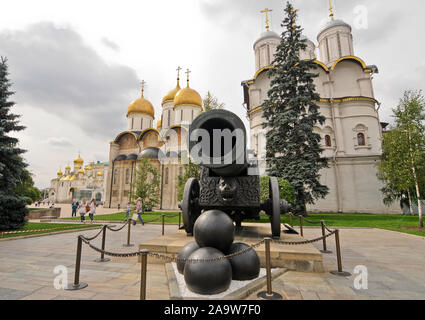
[114,169,118,185]
[165,167,169,185]
[167,110,171,127]
[325,135,332,147]
[357,133,365,146]
[125,169,130,184]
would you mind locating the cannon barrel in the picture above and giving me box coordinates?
[189,109,247,177]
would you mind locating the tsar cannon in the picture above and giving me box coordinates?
[179,109,291,239]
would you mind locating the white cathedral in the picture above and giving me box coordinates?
[241,8,400,214]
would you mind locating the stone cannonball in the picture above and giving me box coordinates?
[184,247,232,295]
[227,242,260,281]
[194,210,234,253]
[177,242,200,274]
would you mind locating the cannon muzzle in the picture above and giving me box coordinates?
[189,109,247,177]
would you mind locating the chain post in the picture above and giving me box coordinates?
[178,212,181,229]
[289,214,293,227]
[320,220,331,254]
[162,214,165,236]
[299,215,304,237]
[330,229,351,277]
[94,225,111,262]
[123,220,134,247]
[257,238,282,300]
[66,235,88,290]
[140,250,149,300]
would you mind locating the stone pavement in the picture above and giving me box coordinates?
[246,227,425,300]
[1,224,425,300]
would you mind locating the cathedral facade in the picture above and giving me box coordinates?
[241,11,400,214]
[104,71,203,210]
[48,154,108,204]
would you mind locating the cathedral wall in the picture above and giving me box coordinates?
[308,157,401,214]
[332,61,366,97]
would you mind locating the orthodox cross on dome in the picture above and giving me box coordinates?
[260,8,272,31]
[328,0,334,19]
[176,66,182,81]
[185,68,191,87]
[140,80,146,97]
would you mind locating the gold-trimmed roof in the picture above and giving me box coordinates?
[74,154,83,164]
[70,175,77,181]
[127,92,155,117]
[162,82,181,105]
[174,86,202,108]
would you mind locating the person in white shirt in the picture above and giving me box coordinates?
[89,199,96,224]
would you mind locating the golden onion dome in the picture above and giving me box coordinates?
[85,166,92,170]
[65,165,71,170]
[78,169,84,174]
[70,175,77,181]
[174,86,202,108]
[57,170,63,176]
[157,119,162,129]
[65,175,71,181]
[97,171,103,177]
[75,165,81,170]
[162,82,181,105]
[74,154,83,164]
[127,91,155,117]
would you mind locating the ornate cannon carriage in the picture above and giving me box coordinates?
[180,109,291,239]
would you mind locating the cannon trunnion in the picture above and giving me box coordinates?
[180,109,291,239]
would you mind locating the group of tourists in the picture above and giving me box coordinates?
[71,199,97,224]
[126,197,145,226]
[34,200,54,208]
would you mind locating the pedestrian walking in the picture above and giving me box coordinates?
[89,199,96,224]
[125,202,131,221]
[78,198,88,223]
[133,197,144,225]
[71,202,78,217]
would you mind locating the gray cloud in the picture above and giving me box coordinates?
[101,37,120,51]
[0,22,139,139]
[44,137,73,147]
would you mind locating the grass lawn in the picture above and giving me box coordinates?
[62,211,425,237]
[1,222,101,239]
[61,211,182,224]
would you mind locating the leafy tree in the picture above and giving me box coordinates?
[262,2,328,216]
[378,90,425,226]
[0,57,29,231]
[177,157,200,202]
[259,176,295,205]
[131,159,160,210]
[203,91,225,111]
[15,168,41,202]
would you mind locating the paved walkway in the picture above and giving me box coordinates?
[0,224,424,300]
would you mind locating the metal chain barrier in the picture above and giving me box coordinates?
[0,225,100,238]
[272,229,337,246]
[106,220,129,232]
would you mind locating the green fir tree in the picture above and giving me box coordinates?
[262,3,328,216]
[0,57,29,230]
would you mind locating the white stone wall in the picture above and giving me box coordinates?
[127,114,154,131]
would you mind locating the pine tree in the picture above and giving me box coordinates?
[0,57,29,230]
[262,2,329,216]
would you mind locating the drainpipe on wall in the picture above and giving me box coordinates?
[160,163,164,210]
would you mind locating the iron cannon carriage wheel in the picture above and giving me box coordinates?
[269,177,281,239]
[181,178,201,236]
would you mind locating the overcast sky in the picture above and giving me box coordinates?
[1,0,424,188]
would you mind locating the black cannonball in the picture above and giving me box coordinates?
[184,247,232,295]
[177,242,200,274]
[227,242,260,281]
[194,210,234,252]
